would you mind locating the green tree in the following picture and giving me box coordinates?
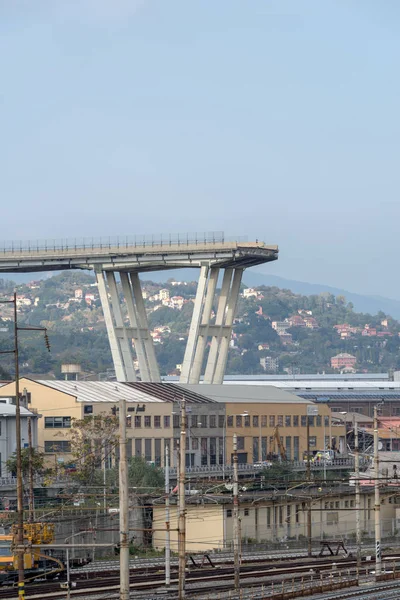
[6,448,45,478]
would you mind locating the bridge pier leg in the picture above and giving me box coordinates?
[129,272,160,382]
[180,266,243,385]
[96,268,160,382]
[95,269,136,382]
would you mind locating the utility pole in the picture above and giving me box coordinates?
[14,293,25,600]
[354,419,361,571]
[233,433,240,590]
[0,293,50,600]
[119,397,129,600]
[374,404,381,577]
[306,415,312,558]
[178,399,186,600]
[27,416,34,523]
[165,443,170,587]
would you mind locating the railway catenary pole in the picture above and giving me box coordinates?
[233,433,240,590]
[14,293,25,600]
[165,443,171,587]
[178,399,186,600]
[28,415,35,523]
[119,397,129,600]
[374,404,382,577]
[354,419,361,571]
[306,416,312,558]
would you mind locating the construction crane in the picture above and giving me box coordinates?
[272,426,287,461]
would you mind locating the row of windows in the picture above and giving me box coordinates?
[44,441,71,453]
[44,417,71,428]
[227,415,330,428]
[226,502,357,525]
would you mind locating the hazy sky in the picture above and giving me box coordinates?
[1,1,399,298]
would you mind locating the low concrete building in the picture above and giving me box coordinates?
[153,488,398,552]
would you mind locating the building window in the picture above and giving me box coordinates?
[261,415,267,427]
[144,439,152,462]
[308,416,315,427]
[350,500,355,507]
[134,416,141,428]
[227,416,233,427]
[252,437,259,463]
[126,415,132,428]
[135,439,142,456]
[227,509,232,518]
[164,415,170,428]
[154,439,161,467]
[44,417,71,428]
[201,438,208,466]
[236,415,242,428]
[210,415,216,428]
[244,508,249,516]
[244,415,250,427]
[285,416,291,427]
[84,405,93,415]
[44,441,71,453]
[237,437,245,451]
[285,436,291,459]
[309,436,317,448]
[295,504,300,524]
[218,415,225,428]
[277,415,283,426]
[199,415,207,428]
[327,512,339,525]
[191,415,198,428]
[324,416,329,426]
[144,416,151,428]
[173,414,180,428]
[253,415,259,428]
[210,438,217,465]
[154,416,161,429]
[316,416,322,427]
[344,500,349,508]
[269,415,275,427]
[301,416,307,427]
[192,438,199,450]
[293,437,299,461]
[267,507,271,527]
[293,415,299,427]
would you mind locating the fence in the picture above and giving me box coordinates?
[0,231,247,254]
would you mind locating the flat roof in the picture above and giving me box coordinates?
[180,384,314,404]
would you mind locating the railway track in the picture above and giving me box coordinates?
[0,554,399,599]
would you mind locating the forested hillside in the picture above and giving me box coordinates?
[0,272,399,379]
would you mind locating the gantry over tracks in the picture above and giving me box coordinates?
[0,232,278,383]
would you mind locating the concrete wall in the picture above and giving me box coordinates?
[153,503,224,552]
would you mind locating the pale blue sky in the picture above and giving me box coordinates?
[1,1,399,297]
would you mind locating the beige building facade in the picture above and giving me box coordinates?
[153,490,398,552]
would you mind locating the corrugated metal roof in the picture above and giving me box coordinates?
[225,380,400,390]
[180,384,314,404]
[36,381,164,403]
[126,382,217,404]
[298,391,400,400]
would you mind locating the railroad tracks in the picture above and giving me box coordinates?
[1,554,400,599]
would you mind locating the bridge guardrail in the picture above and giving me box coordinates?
[0,232,248,254]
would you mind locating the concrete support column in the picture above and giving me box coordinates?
[203,269,233,384]
[189,267,219,383]
[130,273,160,382]
[213,268,243,384]
[180,265,209,384]
[95,268,131,381]
[105,272,137,382]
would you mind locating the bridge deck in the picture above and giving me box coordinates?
[0,240,278,273]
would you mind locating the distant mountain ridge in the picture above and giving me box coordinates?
[2,269,400,318]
